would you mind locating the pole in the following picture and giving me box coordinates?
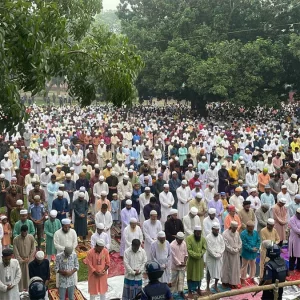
[273,279,279,300]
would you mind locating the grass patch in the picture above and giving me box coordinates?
[78,259,89,282]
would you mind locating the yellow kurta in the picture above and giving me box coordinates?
[189,199,207,228]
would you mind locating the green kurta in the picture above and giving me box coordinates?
[186,234,207,281]
[44,218,62,255]
[13,219,35,237]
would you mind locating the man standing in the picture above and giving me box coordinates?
[53,218,78,254]
[91,223,110,250]
[221,221,242,288]
[13,209,35,237]
[150,231,171,284]
[288,208,300,273]
[255,204,272,233]
[189,192,207,227]
[123,218,143,251]
[165,209,184,243]
[206,222,225,293]
[176,180,192,219]
[273,198,288,246]
[55,246,79,300]
[44,210,61,260]
[170,232,188,298]
[208,193,224,224]
[95,204,113,242]
[183,207,201,239]
[122,239,147,300]
[13,224,35,291]
[259,218,280,278]
[0,248,21,299]
[186,225,207,298]
[86,239,110,300]
[143,210,162,260]
[73,192,89,243]
[240,221,260,284]
[52,190,69,221]
[238,200,255,232]
[203,208,220,237]
[159,184,175,229]
[28,251,50,289]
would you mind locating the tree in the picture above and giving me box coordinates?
[118,0,300,112]
[94,10,122,34]
[0,0,143,133]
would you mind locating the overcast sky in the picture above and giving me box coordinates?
[103,0,119,10]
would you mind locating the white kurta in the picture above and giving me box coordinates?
[40,148,48,169]
[91,232,110,250]
[117,182,133,200]
[93,182,109,199]
[159,191,175,228]
[284,179,298,201]
[183,215,201,238]
[124,225,143,250]
[176,186,192,219]
[0,259,22,300]
[53,228,78,254]
[95,211,113,243]
[40,172,52,200]
[206,233,225,280]
[203,217,220,237]
[71,154,82,174]
[139,193,154,224]
[0,159,12,181]
[142,219,162,260]
[32,151,42,175]
[185,170,195,182]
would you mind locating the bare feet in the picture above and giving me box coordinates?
[187,292,194,299]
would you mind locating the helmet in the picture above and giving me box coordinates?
[28,277,46,300]
[145,261,164,281]
[266,243,281,259]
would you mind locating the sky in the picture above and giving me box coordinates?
[102,0,120,10]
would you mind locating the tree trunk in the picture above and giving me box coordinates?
[190,92,208,117]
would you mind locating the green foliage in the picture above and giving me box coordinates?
[94,10,122,34]
[0,0,143,133]
[118,0,300,108]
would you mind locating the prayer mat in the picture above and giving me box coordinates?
[287,270,300,282]
[108,252,125,278]
[48,287,87,300]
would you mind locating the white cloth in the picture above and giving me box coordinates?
[90,232,110,250]
[93,182,109,199]
[139,193,154,224]
[203,217,220,237]
[123,247,147,281]
[204,188,216,205]
[32,151,42,175]
[0,159,12,182]
[182,215,201,238]
[284,179,298,201]
[53,228,78,254]
[123,225,143,250]
[229,194,244,212]
[246,195,261,210]
[159,191,175,227]
[142,219,162,260]
[95,211,113,242]
[117,182,133,200]
[71,154,82,174]
[245,172,258,188]
[184,170,195,182]
[176,186,192,219]
[206,233,225,280]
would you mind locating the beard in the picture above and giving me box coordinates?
[194,235,200,241]
[212,232,218,237]
[158,241,166,251]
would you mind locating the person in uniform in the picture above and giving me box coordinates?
[259,243,287,300]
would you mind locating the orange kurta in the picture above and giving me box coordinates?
[272,204,288,241]
[96,199,111,212]
[224,214,242,232]
[2,222,12,246]
[258,173,270,193]
[86,248,110,295]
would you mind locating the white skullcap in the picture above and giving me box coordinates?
[50,210,58,217]
[126,199,132,205]
[107,163,112,167]
[188,164,193,167]
[11,176,17,181]
[82,165,87,169]
[194,225,202,231]
[99,176,105,180]
[172,171,177,175]
[250,188,257,193]
[0,174,5,178]
[145,187,150,191]
[262,240,272,249]
[170,209,178,215]
[79,186,86,191]
[222,162,227,167]
[212,222,220,229]
[157,231,166,238]
[130,217,137,223]
[125,192,132,197]
[144,160,148,163]
[16,199,23,205]
[190,207,198,215]
[175,157,179,161]
[78,192,85,198]
[279,198,287,204]
[70,167,75,171]
[61,218,71,225]
[164,184,169,188]
[35,251,45,260]
[128,169,133,173]
[57,191,63,197]
[292,174,298,179]
[282,185,287,189]
[94,164,99,168]
[175,232,185,239]
[211,162,216,167]
[0,215,7,220]
[208,208,216,214]
[201,156,206,159]
[100,191,107,196]
[20,209,28,215]
[150,210,158,215]
[196,192,202,198]
[66,173,71,178]
[162,161,167,166]
[123,175,129,180]
[30,169,35,173]
[34,195,40,200]
[182,180,187,185]
[209,182,215,187]
[45,168,50,172]
[230,221,238,228]
[59,184,65,188]
[96,223,105,229]
[297,208,300,214]
[4,154,8,158]
[96,239,105,247]
[267,218,275,225]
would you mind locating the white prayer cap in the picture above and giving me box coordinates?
[144,160,148,164]
[212,222,220,229]
[221,162,226,167]
[125,192,132,197]
[171,171,177,175]
[295,194,300,200]
[0,215,7,220]
[175,157,179,161]
[94,164,100,169]
[162,161,167,166]
[262,240,272,249]
[31,178,37,183]
[208,182,215,187]
[0,174,5,178]
[107,163,112,167]
[214,158,218,162]
[78,192,85,198]
[96,239,105,247]
[30,169,35,173]
[57,164,62,168]
[96,223,105,229]
[279,198,287,204]
[50,210,58,218]
[281,185,287,189]
[123,175,129,180]
[267,218,275,225]
[201,156,206,159]
[250,166,257,171]
[16,199,23,205]
[130,218,137,223]
[157,231,166,238]
[70,167,75,171]
[297,208,300,214]
[99,176,105,181]
[100,191,107,196]
[241,161,245,165]
[57,191,63,197]
[59,184,65,188]
[79,186,86,192]
[20,209,28,215]
[175,232,185,240]
[150,210,157,215]
[145,187,150,191]
[190,207,198,215]
[61,218,71,225]
[230,221,238,228]
[196,192,202,199]
[164,184,169,188]
[128,169,134,173]
[66,173,71,178]
[211,162,216,167]
[45,168,50,172]
[82,165,87,170]
[4,154,8,158]
[208,208,216,214]
[35,251,45,260]
[182,180,187,185]
[9,146,14,150]
[34,195,40,200]
[126,199,132,205]
[11,176,17,181]
[292,174,298,179]
[194,225,202,231]
[250,188,257,193]
[170,209,178,215]
[188,164,193,167]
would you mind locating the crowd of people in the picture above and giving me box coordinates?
[0,102,300,300]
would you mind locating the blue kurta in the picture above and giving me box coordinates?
[47,182,59,211]
[241,229,260,260]
[52,198,69,221]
